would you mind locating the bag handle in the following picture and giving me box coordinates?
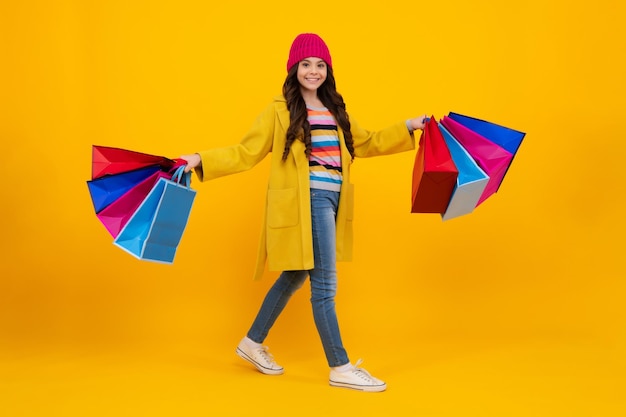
[171,165,191,188]
[418,116,433,147]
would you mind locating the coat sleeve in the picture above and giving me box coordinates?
[195,104,276,181]
[350,118,416,158]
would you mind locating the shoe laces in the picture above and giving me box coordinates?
[349,359,376,382]
[256,346,278,366]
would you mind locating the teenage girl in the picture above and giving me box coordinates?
[181,33,427,392]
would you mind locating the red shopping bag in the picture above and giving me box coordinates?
[411,117,458,213]
[91,145,177,179]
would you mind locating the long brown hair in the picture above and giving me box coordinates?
[281,65,355,161]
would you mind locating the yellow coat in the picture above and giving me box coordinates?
[196,96,415,280]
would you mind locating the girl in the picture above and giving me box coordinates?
[181,33,427,392]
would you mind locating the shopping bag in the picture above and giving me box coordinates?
[438,123,489,220]
[96,170,173,238]
[91,145,176,180]
[411,117,458,213]
[87,165,161,213]
[448,112,525,155]
[448,112,525,193]
[113,166,196,264]
[440,116,513,207]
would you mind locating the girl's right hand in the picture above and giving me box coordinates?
[409,115,428,131]
[179,153,202,173]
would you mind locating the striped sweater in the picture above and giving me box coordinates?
[307,106,342,192]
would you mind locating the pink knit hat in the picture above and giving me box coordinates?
[286,33,333,72]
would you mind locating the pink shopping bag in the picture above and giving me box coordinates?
[96,171,172,237]
[440,116,513,206]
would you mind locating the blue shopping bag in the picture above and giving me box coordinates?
[87,165,161,213]
[438,123,489,221]
[113,166,196,264]
[448,112,525,194]
[448,112,525,155]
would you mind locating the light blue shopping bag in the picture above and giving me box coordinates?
[438,123,489,221]
[113,166,196,264]
[448,112,525,194]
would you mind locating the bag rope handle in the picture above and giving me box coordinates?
[171,165,191,188]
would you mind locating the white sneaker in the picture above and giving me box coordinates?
[329,359,386,392]
[236,338,284,375]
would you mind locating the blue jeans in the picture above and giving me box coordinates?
[246,189,349,367]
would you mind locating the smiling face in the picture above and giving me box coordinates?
[297,57,328,95]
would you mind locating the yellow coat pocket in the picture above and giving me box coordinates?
[267,187,299,229]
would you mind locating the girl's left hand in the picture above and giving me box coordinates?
[179,153,202,173]
[409,115,428,131]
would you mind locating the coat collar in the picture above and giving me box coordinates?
[274,96,290,132]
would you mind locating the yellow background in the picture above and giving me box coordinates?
[1,0,625,416]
